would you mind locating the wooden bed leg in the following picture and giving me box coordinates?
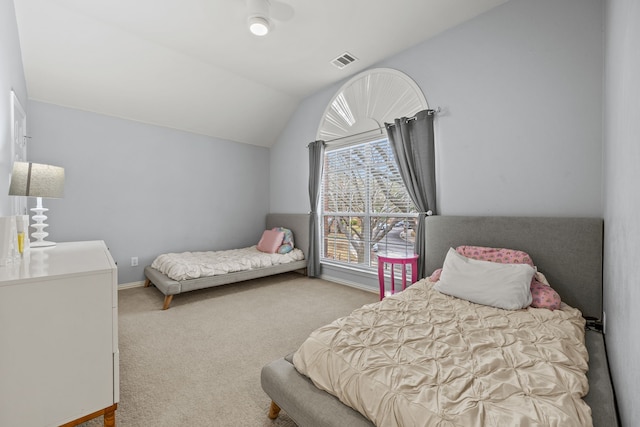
[268,400,281,419]
[144,278,151,287]
[103,404,116,427]
[162,295,174,310]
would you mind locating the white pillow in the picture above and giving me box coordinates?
[434,248,534,310]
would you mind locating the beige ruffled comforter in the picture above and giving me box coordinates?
[293,279,592,427]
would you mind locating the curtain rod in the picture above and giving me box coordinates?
[317,107,441,144]
[323,127,384,144]
[405,106,441,120]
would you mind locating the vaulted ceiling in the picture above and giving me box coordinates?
[13,0,509,147]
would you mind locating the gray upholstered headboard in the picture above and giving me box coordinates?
[425,216,604,321]
[266,213,310,259]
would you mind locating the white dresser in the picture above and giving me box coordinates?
[0,241,119,427]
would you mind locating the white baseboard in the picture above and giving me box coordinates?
[118,281,146,290]
[320,274,378,294]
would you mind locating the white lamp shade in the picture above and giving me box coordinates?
[9,162,65,199]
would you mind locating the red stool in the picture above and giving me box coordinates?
[377,253,419,300]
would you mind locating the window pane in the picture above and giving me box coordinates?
[371,216,416,259]
[370,141,390,165]
[322,215,366,266]
[321,137,417,272]
[325,150,348,173]
[349,145,366,170]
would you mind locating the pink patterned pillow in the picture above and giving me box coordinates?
[455,246,534,267]
[530,279,561,310]
[454,246,561,310]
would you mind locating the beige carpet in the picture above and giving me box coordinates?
[82,273,377,427]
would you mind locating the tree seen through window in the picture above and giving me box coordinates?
[321,137,417,270]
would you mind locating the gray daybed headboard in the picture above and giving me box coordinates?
[425,216,604,321]
[266,213,310,259]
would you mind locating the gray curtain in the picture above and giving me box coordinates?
[307,140,325,277]
[385,109,437,279]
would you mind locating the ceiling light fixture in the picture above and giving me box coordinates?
[247,0,271,36]
[248,16,270,36]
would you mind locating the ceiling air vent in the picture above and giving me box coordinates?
[331,52,358,69]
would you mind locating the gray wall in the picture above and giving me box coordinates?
[27,101,271,284]
[271,0,603,218]
[271,0,604,292]
[603,0,640,425]
[272,0,640,424]
[0,0,28,216]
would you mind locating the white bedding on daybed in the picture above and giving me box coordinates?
[151,246,305,281]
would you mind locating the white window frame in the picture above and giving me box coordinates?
[315,68,428,276]
[320,136,418,272]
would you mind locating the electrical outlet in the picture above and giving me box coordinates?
[131,257,138,267]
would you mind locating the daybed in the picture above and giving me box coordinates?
[261,216,619,427]
[144,213,308,309]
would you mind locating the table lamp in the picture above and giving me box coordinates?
[8,161,65,247]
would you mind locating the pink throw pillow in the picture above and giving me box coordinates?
[257,229,285,254]
[429,268,443,282]
[530,279,562,310]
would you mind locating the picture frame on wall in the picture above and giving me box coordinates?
[10,90,27,216]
